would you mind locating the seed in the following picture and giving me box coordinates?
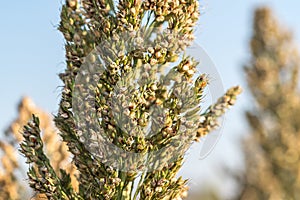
[187,69,195,76]
[182,65,189,71]
[67,0,77,9]
[155,187,163,192]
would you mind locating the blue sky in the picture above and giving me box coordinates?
[1,0,300,197]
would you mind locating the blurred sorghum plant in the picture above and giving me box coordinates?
[0,97,76,200]
[19,0,241,199]
[237,7,300,200]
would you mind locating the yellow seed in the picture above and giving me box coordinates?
[130,7,137,15]
[88,54,96,63]
[155,51,162,58]
[187,69,194,76]
[67,0,77,10]
[155,99,163,105]
[182,64,189,71]
[169,55,179,62]
[156,16,165,22]
[151,84,158,91]
[82,31,87,36]
[150,58,158,65]
[69,18,74,25]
